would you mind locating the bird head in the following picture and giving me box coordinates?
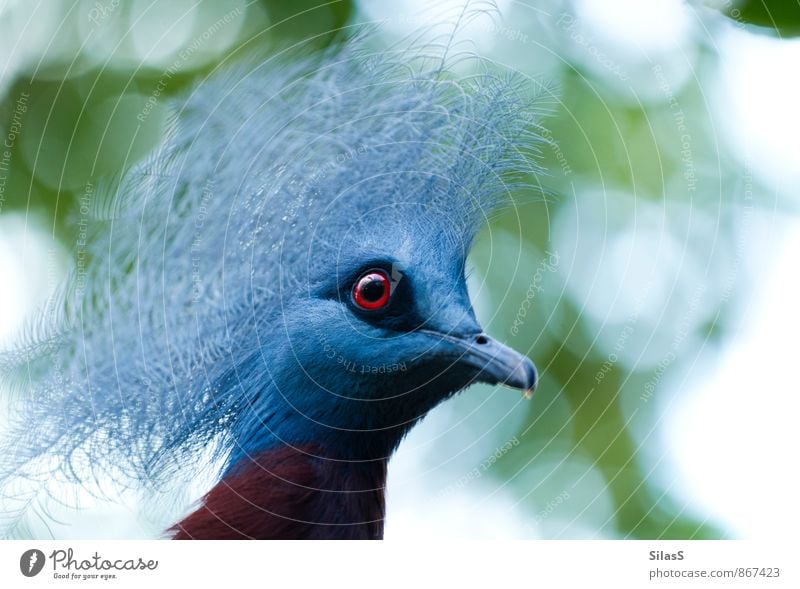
[241,203,536,461]
[0,33,549,512]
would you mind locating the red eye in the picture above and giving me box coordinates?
[352,269,391,310]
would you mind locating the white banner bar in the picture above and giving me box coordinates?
[0,540,794,588]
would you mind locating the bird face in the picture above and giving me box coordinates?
[258,217,537,458]
[326,254,537,398]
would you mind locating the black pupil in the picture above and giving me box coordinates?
[361,276,386,302]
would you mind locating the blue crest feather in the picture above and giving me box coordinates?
[0,13,550,536]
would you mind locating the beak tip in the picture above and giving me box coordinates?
[427,329,538,396]
[504,356,538,395]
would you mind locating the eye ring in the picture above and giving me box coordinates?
[352,269,392,311]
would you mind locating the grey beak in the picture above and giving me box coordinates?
[423,331,538,394]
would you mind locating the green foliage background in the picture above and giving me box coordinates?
[1,0,796,539]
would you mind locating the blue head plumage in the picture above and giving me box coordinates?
[0,21,548,537]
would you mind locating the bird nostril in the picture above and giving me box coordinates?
[474,334,489,345]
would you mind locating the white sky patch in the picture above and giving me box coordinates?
[385,483,533,539]
[128,0,200,67]
[717,27,800,192]
[561,0,696,103]
[385,381,532,539]
[0,243,26,345]
[551,188,719,369]
[0,215,67,347]
[665,218,800,538]
[357,0,513,44]
[0,1,58,91]
[574,0,692,55]
[127,0,247,70]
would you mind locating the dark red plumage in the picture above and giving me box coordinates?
[172,446,387,539]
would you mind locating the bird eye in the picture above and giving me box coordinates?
[352,269,391,311]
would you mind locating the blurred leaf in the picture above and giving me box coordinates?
[715,0,800,35]
[260,0,353,45]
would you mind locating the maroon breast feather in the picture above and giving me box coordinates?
[172,445,387,540]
